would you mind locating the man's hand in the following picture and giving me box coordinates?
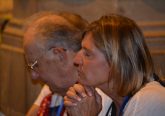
[64,84,102,116]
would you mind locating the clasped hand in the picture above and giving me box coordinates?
[64,84,102,116]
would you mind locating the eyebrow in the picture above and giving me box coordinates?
[82,47,92,53]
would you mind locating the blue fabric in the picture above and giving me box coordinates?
[119,96,131,116]
[50,106,59,116]
[49,101,64,116]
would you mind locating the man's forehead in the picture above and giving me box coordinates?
[24,28,42,47]
[24,14,73,52]
[24,14,73,42]
[34,15,72,27]
[24,39,45,61]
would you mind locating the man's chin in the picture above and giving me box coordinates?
[31,76,39,80]
[47,85,53,92]
[49,86,67,96]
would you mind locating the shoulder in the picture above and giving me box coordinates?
[124,81,165,116]
[137,81,165,101]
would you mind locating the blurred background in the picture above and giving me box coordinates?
[0,0,165,115]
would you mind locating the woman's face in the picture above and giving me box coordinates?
[74,32,110,87]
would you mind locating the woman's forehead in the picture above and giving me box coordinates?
[82,33,95,48]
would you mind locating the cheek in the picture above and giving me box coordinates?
[41,59,58,74]
[38,61,56,81]
[83,60,110,86]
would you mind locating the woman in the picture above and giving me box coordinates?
[64,14,165,116]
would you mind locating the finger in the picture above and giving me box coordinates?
[68,87,76,93]
[73,84,87,97]
[66,89,81,101]
[64,96,79,103]
[64,96,77,107]
[94,91,102,103]
[64,96,78,104]
[84,85,94,96]
[94,91,102,111]
[64,100,77,107]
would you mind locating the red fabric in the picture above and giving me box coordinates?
[61,106,65,116]
[37,93,52,116]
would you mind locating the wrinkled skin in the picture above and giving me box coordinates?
[64,84,102,116]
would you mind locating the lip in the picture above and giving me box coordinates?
[77,70,82,78]
[77,68,82,73]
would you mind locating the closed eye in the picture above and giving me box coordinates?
[83,50,90,57]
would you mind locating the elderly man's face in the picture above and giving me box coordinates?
[24,28,78,96]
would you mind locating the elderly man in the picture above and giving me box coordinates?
[24,12,112,116]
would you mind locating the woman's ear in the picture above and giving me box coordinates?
[52,47,67,61]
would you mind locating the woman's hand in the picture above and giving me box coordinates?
[64,83,102,116]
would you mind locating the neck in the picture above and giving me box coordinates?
[51,88,67,97]
[97,82,124,115]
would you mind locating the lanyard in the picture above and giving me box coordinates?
[119,96,131,116]
[106,102,116,116]
[56,100,64,116]
[153,73,165,87]
[118,73,164,116]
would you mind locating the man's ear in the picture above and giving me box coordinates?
[52,47,67,61]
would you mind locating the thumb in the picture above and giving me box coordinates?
[94,91,102,111]
[84,85,95,96]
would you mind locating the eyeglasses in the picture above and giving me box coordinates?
[27,51,46,71]
[28,60,38,70]
[27,47,67,71]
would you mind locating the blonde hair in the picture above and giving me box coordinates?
[85,14,154,96]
